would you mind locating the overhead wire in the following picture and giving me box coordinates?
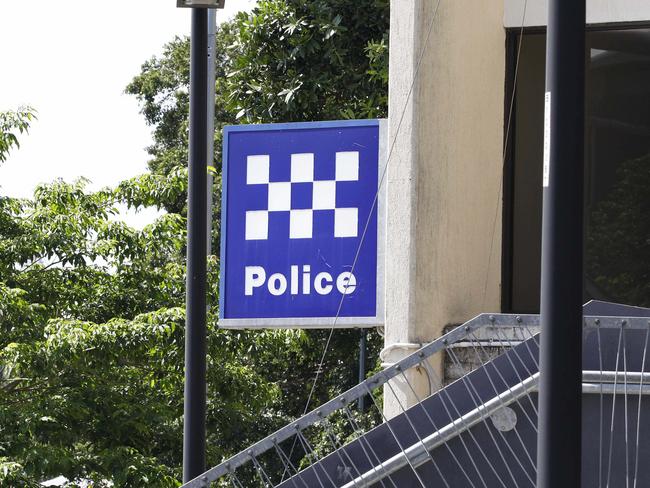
[632,328,649,488]
[606,327,624,487]
[482,0,529,309]
[302,0,531,439]
[279,0,444,481]
[299,0,444,420]
[278,0,536,484]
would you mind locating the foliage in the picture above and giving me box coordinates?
[223,0,389,123]
[126,0,389,480]
[0,138,378,487]
[2,0,390,485]
[0,110,302,484]
[0,458,40,488]
[1,177,185,328]
[126,0,389,410]
[126,0,389,190]
[0,107,35,164]
[0,168,304,485]
[586,154,650,307]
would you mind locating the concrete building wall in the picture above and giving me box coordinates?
[384,0,506,416]
[384,0,650,418]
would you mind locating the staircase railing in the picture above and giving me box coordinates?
[182,311,650,487]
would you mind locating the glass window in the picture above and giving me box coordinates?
[506,28,650,312]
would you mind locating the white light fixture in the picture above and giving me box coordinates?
[177,0,225,8]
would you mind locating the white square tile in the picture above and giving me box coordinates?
[312,180,336,210]
[335,151,359,181]
[290,209,313,239]
[334,208,358,238]
[291,153,314,182]
[245,210,268,240]
[246,155,270,184]
[268,182,291,211]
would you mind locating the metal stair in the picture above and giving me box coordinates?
[182,301,650,487]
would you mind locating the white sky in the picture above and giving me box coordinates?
[0,0,255,226]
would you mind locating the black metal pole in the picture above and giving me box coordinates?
[537,1,585,487]
[206,9,216,255]
[358,329,367,411]
[183,7,209,484]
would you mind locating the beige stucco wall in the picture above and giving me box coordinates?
[384,0,506,416]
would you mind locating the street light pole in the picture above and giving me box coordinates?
[177,0,223,482]
[206,9,216,255]
[358,328,367,411]
[537,1,586,487]
[183,6,209,484]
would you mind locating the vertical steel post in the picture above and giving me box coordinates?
[183,7,209,483]
[358,329,367,411]
[537,1,585,487]
[206,9,216,255]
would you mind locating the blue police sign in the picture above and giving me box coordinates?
[219,119,386,328]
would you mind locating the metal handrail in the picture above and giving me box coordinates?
[342,368,650,488]
[182,313,650,488]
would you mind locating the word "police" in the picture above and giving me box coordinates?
[245,265,357,296]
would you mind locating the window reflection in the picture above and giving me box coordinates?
[586,29,650,307]
[508,28,650,311]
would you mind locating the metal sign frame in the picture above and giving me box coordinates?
[218,119,387,329]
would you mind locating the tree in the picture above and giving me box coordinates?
[0,116,376,487]
[0,113,304,486]
[586,154,650,307]
[0,107,35,164]
[126,0,389,419]
[126,0,388,194]
[223,0,389,123]
[1,0,390,484]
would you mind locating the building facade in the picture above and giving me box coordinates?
[384,0,650,414]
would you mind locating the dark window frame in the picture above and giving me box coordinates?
[501,21,650,313]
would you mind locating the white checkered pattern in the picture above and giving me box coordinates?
[245,152,359,240]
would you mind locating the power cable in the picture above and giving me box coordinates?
[280,1,444,480]
[482,0,529,308]
[284,0,531,482]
